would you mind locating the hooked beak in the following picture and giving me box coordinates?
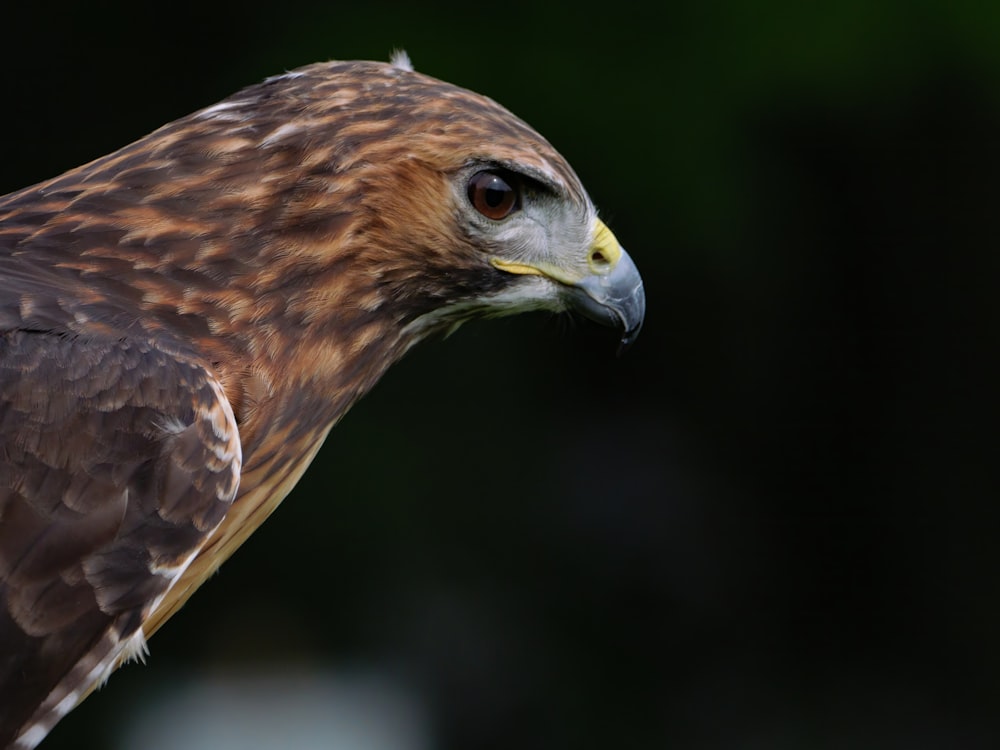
[491,219,645,353]
[564,240,645,354]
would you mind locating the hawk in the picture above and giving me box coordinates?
[0,54,644,748]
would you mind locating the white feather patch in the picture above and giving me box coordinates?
[193,99,250,122]
[401,275,562,342]
[389,49,414,71]
[119,629,150,668]
[14,723,49,749]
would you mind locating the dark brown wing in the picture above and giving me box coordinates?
[0,330,241,748]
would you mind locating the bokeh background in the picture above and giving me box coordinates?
[3,1,1000,748]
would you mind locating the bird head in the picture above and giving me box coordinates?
[175,58,645,359]
[326,60,646,353]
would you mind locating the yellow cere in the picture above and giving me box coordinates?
[588,219,622,274]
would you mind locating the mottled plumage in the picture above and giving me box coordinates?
[0,58,644,748]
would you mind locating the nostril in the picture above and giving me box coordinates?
[589,249,612,272]
[589,220,623,274]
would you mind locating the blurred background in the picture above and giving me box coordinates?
[3,1,1000,748]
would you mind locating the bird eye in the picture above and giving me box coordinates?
[467,170,519,220]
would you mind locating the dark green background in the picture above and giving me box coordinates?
[3,1,999,747]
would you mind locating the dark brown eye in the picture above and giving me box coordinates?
[467,170,519,220]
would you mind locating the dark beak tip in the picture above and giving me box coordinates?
[616,324,642,357]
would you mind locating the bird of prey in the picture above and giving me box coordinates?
[0,53,644,748]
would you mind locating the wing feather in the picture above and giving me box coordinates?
[0,330,241,748]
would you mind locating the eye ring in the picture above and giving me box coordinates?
[467,170,520,220]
